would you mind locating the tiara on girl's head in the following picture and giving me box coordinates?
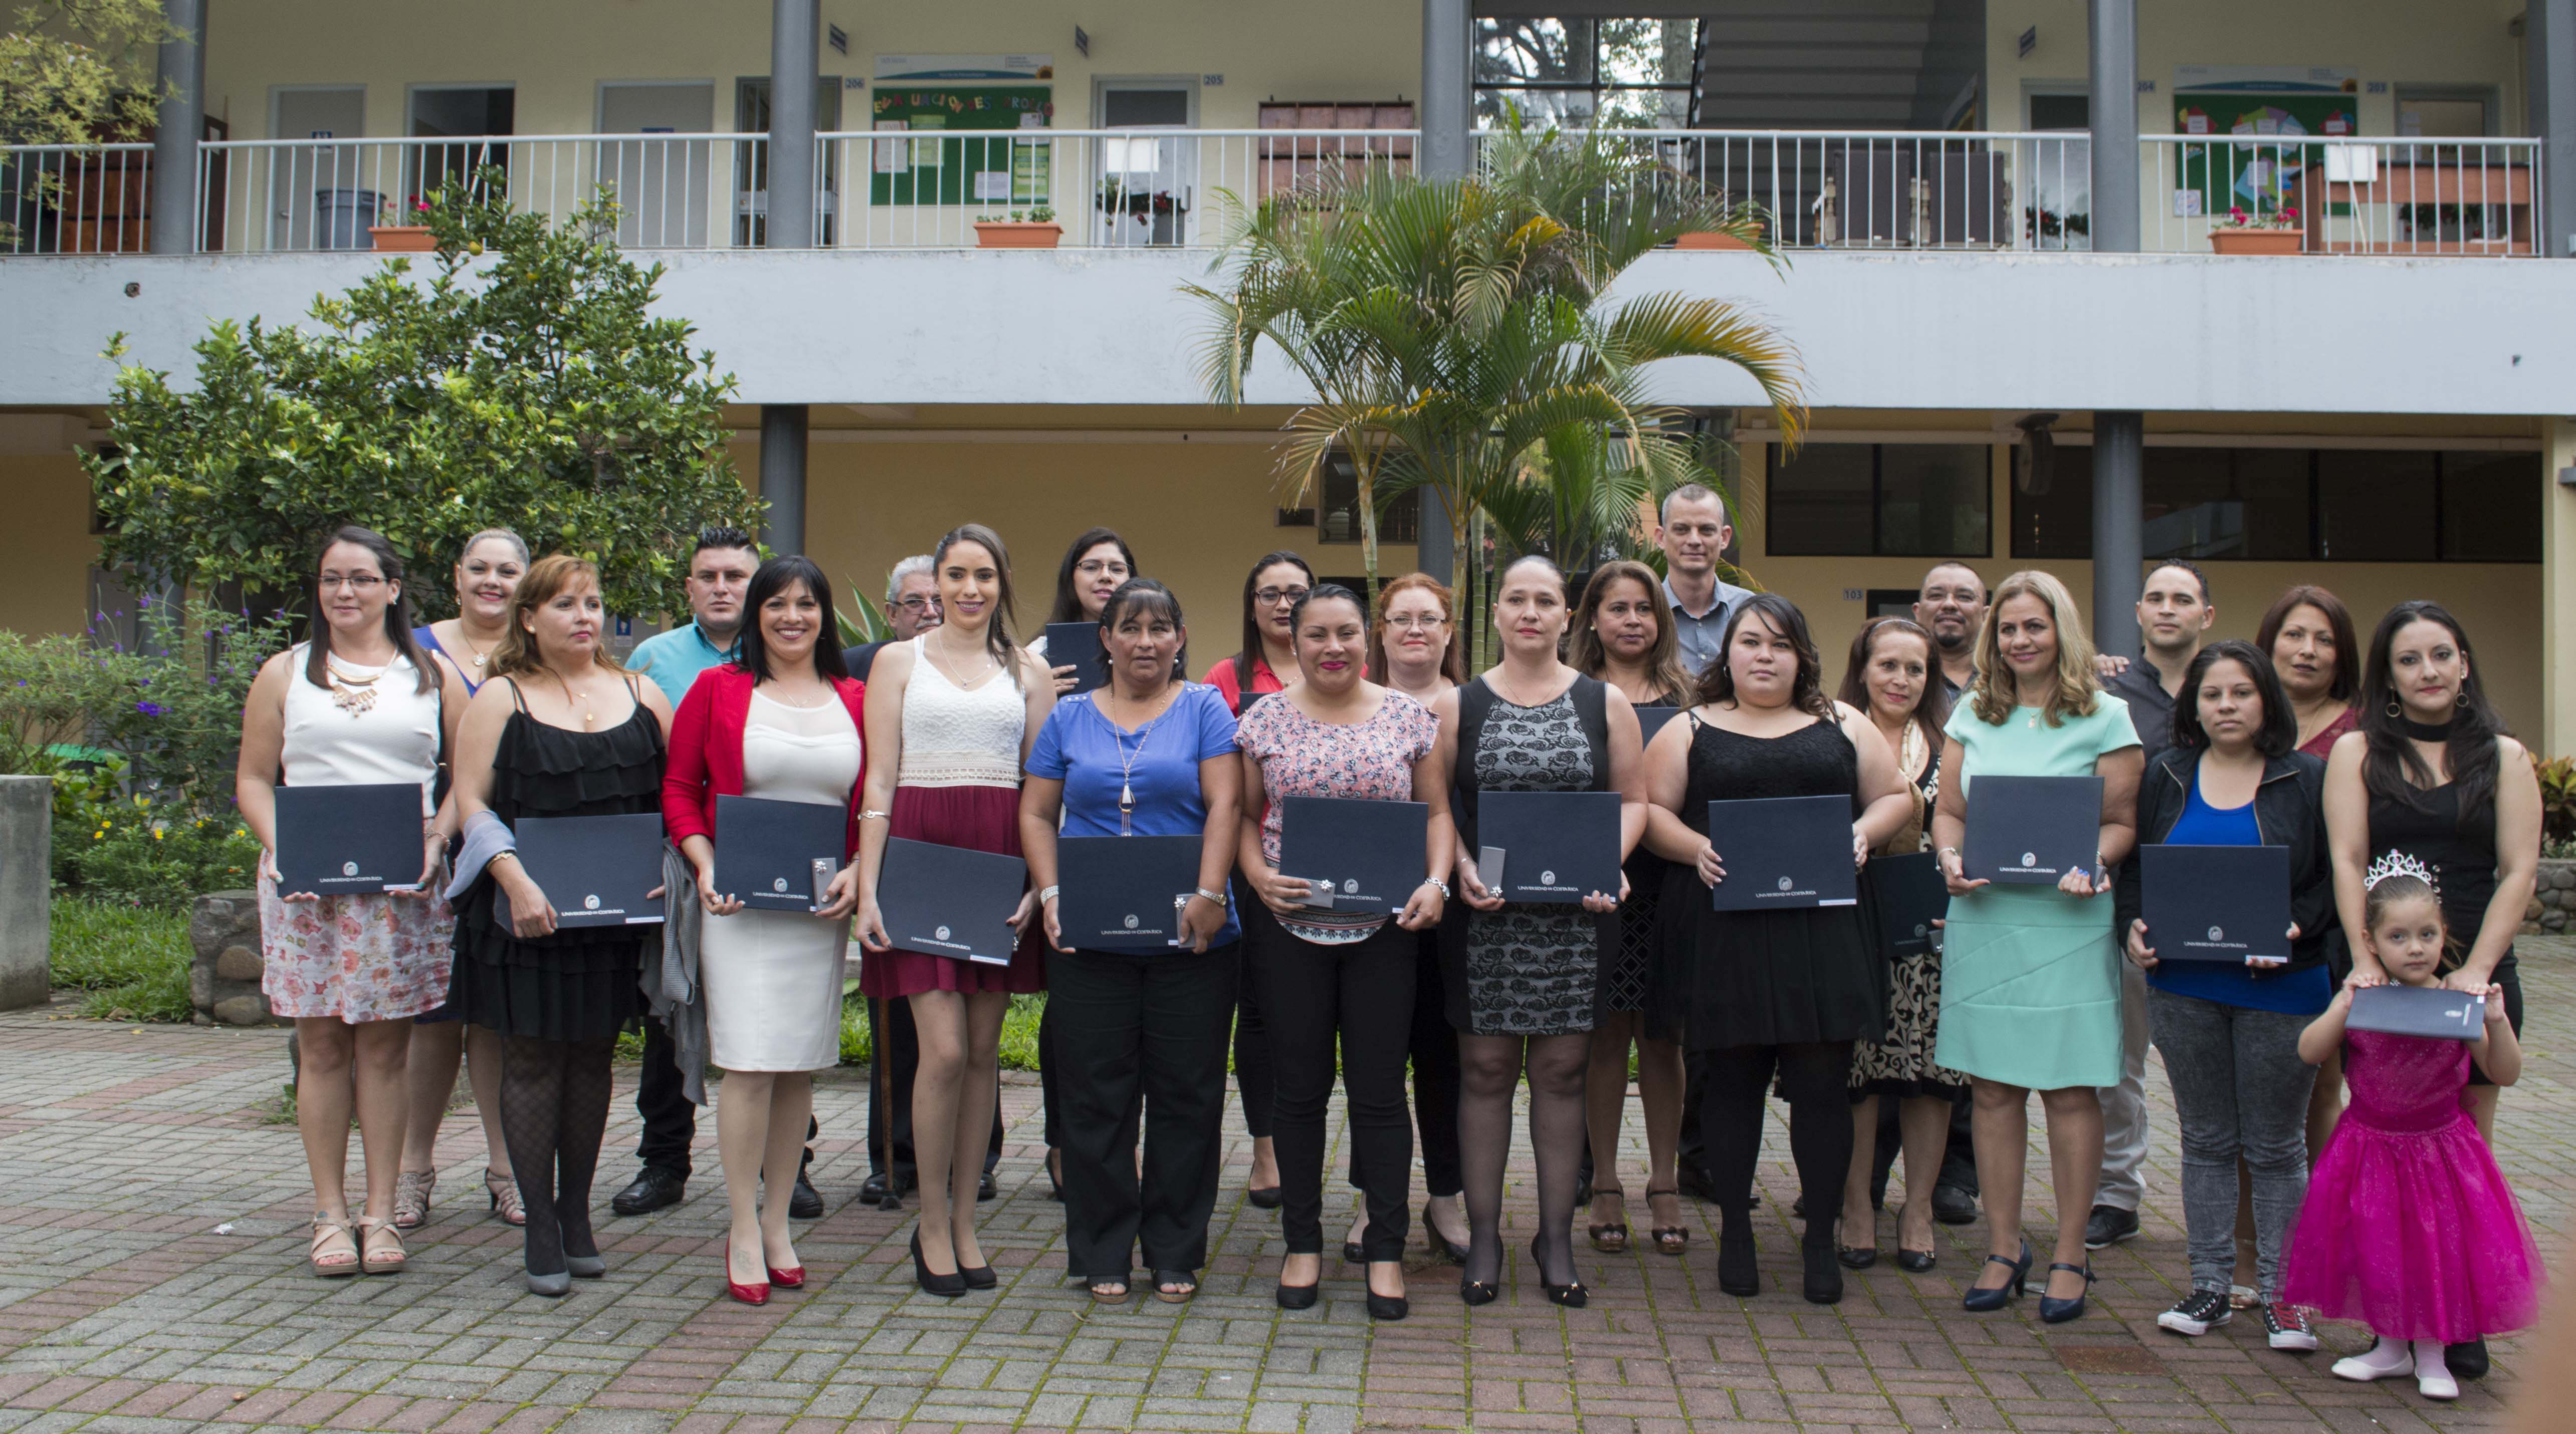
[2365,850,2440,894]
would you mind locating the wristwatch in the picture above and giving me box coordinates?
[1194,885,1229,906]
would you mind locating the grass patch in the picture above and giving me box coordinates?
[50,894,193,1023]
[840,991,1045,1071]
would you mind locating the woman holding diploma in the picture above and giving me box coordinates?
[1236,584,1451,1320]
[1567,560,1692,1259]
[445,556,673,1295]
[1930,570,2142,1323]
[854,524,1054,1298]
[2113,640,2332,1348]
[238,526,468,1278]
[1430,554,1646,1309]
[1644,595,1912,1305]
[399,527,529,1233]
[1034,527,1139,695]
[1022,578,1242,1305]
[663,556,868,1307]
[2258,584,2360,1155]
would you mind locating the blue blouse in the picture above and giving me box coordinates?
[2145,773,2331,1015]
[1026,683,1240,946]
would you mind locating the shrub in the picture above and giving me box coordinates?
[0,631,142,774]
[2536,755,2576,849]
[97,597,295,806]
[50,894,193,1023]
[62,793,261,908]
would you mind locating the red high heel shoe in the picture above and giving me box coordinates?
[768,1266,805,1289]
[724,1243,771,1305]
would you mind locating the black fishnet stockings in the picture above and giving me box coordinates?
[500,1034,618,1276]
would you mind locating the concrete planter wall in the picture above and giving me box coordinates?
[0,775,49,1010]
[188,889,279,1026]
[2525,857,2576,936]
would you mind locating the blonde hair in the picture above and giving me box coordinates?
[1968,568,2099,728]
[491,555,625,679]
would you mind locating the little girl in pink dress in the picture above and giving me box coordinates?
[2282,854,2543,1401]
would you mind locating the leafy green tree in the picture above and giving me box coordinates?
[0,0,168,144]
[89,174,762,621]
[1190,116,1803,614]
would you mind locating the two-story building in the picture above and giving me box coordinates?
[5,0,2573,756]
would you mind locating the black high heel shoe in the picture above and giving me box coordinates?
[2037,1260,2095,1323]
[959,1260,997,1291]
[1716,1224,1760,1297]
[1423,1203,1471,1264]
[1960,1238,2031,1312]
[911,1231,965,1299]
[1802,1242,1844,1304]
[1530,1234,1587,1308]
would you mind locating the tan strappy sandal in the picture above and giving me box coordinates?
[392,1170,437,1230]
[486,1168,526,1227]
[356,1216,407,1275]
[309,1215,360,1278]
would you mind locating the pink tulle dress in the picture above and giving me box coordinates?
[2281,1028,2543,1341]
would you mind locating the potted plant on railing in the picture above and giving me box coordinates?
[1098,177,1186,245]
[972,205,1062,249]
[2209,204,2302,255]
[368,195,437,253]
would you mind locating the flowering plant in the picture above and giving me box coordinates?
[377,194,432,225]
[1097,177,1181,215]
[2219,204,2299,230]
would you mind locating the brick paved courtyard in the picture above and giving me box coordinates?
[1,942,2567,1433]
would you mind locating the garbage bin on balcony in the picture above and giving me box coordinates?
[315,187,381,250]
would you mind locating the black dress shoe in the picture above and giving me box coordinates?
[1276,1280,1319,1310]
[1716,1227,1760,1297]
[1366,1291,1409,1321]
[2082,1204,2139,1249]
[788,1172,824,1220]
[978,1169,998,1203]
[1836,1244,1876,1270]
[1930,1182,1978,1226]
[609,1167,684,1216]
[1895,1247,1938,1273]
[1675,1163,1720,1203]
[860,1171,891,1205]
[1246,1186,1282,1210]
[1801,1243,1843,1305]
[2446,1338,2491,1380]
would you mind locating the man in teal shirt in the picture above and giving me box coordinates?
[610,528,833,1221]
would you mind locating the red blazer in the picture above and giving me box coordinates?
[662,663,870,857]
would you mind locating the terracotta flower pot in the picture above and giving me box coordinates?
[1675,229,1756,251]
[367,225,437,253]
[973,221,1064,250]
[2208,228,2301,256]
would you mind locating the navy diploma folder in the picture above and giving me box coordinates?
[1043,623,1109,695]
[1634,704,1684,747]
[1875,851,1947,957]
[2348,984,2485,1041]
[495,813,666,930]
[1962,775,2103,885]
[713,795,847,911]
[1476,790,1621,904]
[1706,795,1856,911]
[1277,796,1429,913]
[1057,835,1201,951]
[273,783,425,895]
[2140,844,2291,963]
[876,837,1027,965]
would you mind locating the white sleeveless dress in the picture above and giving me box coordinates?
[260,644,456,1022]
[701,690,864,1072]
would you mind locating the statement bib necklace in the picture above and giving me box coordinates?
[325,655,386,715]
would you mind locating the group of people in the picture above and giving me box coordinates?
[240,490,2544,1386]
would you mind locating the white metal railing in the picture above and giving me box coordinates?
[193,133,766,253]
[0,143,156,255]
[2143,134,2544,256]
[811,128,1415,248]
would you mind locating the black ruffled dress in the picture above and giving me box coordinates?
[447,683,666,1041]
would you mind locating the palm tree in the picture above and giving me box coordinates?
[1188,114,1804,612]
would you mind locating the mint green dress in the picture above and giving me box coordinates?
[1931,693,2140,1090]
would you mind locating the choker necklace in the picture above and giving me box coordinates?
[2400,714,2455,743]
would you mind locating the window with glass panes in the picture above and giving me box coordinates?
[1475,17,1700,129]
[2011,445,2540,562]
[1766,443,1991,557]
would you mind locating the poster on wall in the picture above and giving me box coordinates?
[870,84,1055,206]
[2172,71,2358,218]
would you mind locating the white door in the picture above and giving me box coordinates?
[599,83,715,247]
[1097,84,1196,246]
[270,87,367,250]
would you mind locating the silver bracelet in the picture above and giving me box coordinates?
[1038,884,1060,904]
[1420,877,1450,898]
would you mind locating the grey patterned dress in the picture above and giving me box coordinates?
[1456,689,1602,1036]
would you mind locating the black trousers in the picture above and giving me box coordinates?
[1051,943,1239,1280]
[1345,925,1461,1199]
[863,997,1004,1181]
[635,1014,821,1182]
[1230,884,1279,1144]
[1259,919,1416,1261]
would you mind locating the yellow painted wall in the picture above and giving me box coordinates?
[202,0,1420,139]
[2542,418,2575,761]
[0,452,101,637]
[791,434,1417,670]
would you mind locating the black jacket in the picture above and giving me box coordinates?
[2113,746,2337,974]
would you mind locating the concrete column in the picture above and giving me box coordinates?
[2533,0,2576,257]
[149,0,205,255]
[0,777,50,1010]
[2090,411,2144,661]
[2542,418,2576,760]
[2086,0,2138,255]
[766,0,818,249]
[760,405,808,554]
[1419,0,1470,180]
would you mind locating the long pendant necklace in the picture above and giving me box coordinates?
[553,669,598,727]
[1108,685,1178,834]
[452,625,496,670]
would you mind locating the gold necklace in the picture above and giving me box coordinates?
[450,623,497,669]
[550,669,599,727]
[325,657,384,716]
[926,632,997,686]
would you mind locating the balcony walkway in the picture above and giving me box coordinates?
[0,942,2565,1433]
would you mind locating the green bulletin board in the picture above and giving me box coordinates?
[2172,92,2358,218]
[869,86,1053,206]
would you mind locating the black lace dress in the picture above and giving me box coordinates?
[447,683,666,1041]
[1659,714,1885,1052]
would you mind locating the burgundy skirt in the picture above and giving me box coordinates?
[860,783,1048,998]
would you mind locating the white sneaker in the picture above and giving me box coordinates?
[2331,1338,2413,1383]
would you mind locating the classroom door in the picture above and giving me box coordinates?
[1096,84,1195,246]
